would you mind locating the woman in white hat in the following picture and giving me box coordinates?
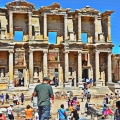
[0,110,6,120]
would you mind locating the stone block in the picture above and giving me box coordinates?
[8,84,14,91]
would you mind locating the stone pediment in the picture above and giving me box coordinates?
[39,3,71,13]
[77,5,99,15]
[6,0,35,10]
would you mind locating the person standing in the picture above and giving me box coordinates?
[33,77,54,120]
[7,104,14,120]
[71,78,75,87]
[24,105,34,120]
[21,93,24,105]
[6,93,9,104]
[87,92,91,101]
[34,109,39,120]
[57,104,67,120]
[81,93,84,102]
[105,94,109,104]
[0,110,6,120]
[1,93,4,105]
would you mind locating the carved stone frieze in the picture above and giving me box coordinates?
[79,5,99,14]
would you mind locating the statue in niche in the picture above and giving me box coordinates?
[99,33,105,41]
[34,68,38,77]
[1,69,4,78]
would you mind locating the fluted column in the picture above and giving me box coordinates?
[29,51,33,83]
[78,14,82,41]
[64,14,68,40]
[29,12,32,40]
[107,52,112,82]
[95,17,98,41]
[44,13,47,40]
[78,51,82,82]
[9,51,14,82]
[9,11,13,39]
[43,50,48,77]
[107,16,111,42]
[64,51,69,82]
[95,50,100,81]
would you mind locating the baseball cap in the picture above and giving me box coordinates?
[43,77,51,81]
[10,104,14,106]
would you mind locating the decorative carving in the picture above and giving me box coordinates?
[98,33,105,41]
[79,6,99,14]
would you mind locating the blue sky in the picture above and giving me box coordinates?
[0,0,120,54]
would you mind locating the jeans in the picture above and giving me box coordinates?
[38,105,50,120]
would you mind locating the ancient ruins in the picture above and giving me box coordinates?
[0,0,119,89]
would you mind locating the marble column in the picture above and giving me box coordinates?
[64,14,68,40]
[107,52,112,82]
[78,14,82,41]
[44,13,47,40]
[95,17,98,41]
[9,11,13,39]
[29,12,32,40]
[64,51,69,82]
[95,50,100,81]
[29,51,33,83]
[9,51,14,83]
[78,51,82,83]
[107,16,111,42]
[43,50,48,77]
[87,52,91,78]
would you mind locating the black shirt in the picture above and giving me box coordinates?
[72,110,79,120]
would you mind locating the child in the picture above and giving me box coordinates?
[34,109,39,120]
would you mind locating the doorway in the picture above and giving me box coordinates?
[48,32,57,44]
[82,69,88,80]
[14,31,23,42]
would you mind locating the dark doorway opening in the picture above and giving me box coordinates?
[82,69,88,80]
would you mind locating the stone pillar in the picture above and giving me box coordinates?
[9,51,14,83]
[95,50,100,81]
[78,14,82,41]
[95,17,98,41]
[64,51,69,82]
[87,52,91,78]
[29,51,33,83]
[29,12,32,40]
[107,16,111,42]
[78,51,82,82]
[107,52,112,82]
[9,11,13,39]
[43,50,48,77]
[44,13,47,40]
[64,14,68,40]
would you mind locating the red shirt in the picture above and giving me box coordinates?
[0,114,6,120]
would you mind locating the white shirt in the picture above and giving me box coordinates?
[66,92,70,97]
[35,113,39,120]
[7,107,12,115]
[86,79,89,82]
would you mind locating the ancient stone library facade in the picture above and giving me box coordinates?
[0,0,119,88]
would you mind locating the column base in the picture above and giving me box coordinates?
[78,82,84,89]
[77,39,82,42]
[29,84,35,92]
[64,82,71,88]
[8,84,14,91]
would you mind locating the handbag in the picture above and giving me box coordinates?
[59,109,67,119]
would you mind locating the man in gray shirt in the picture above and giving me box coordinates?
[33,77,54,120]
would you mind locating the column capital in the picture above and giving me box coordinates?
[108,52,112,55]
[43,50,48,54]
[95,50,100,54]
[64,51,69,54]
[44,13,47,17]
[9,50,14,53]
[29,50,33,53]
[64,14,67,18]
[78,51,82,55]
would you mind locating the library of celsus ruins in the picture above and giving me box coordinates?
[0,0,119,89]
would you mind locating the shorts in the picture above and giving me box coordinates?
[1,99,4,102]
[38,105,50,120]
[8,114,14,119]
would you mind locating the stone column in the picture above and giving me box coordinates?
[95,50,100,81]
[9,11,13,39]
[29,51,33,83]
[9,51,14,83]
[107,52,112,82]
[64,51,69,82]
[43,50,48,77]
[107,16,111,42]
[64,14,68,40]
[78,14,82,41]
[29,12,32,40]
[87,52,91,78]
[78,51,82,83]
[95,17,98,41]
[44,13,47,40]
